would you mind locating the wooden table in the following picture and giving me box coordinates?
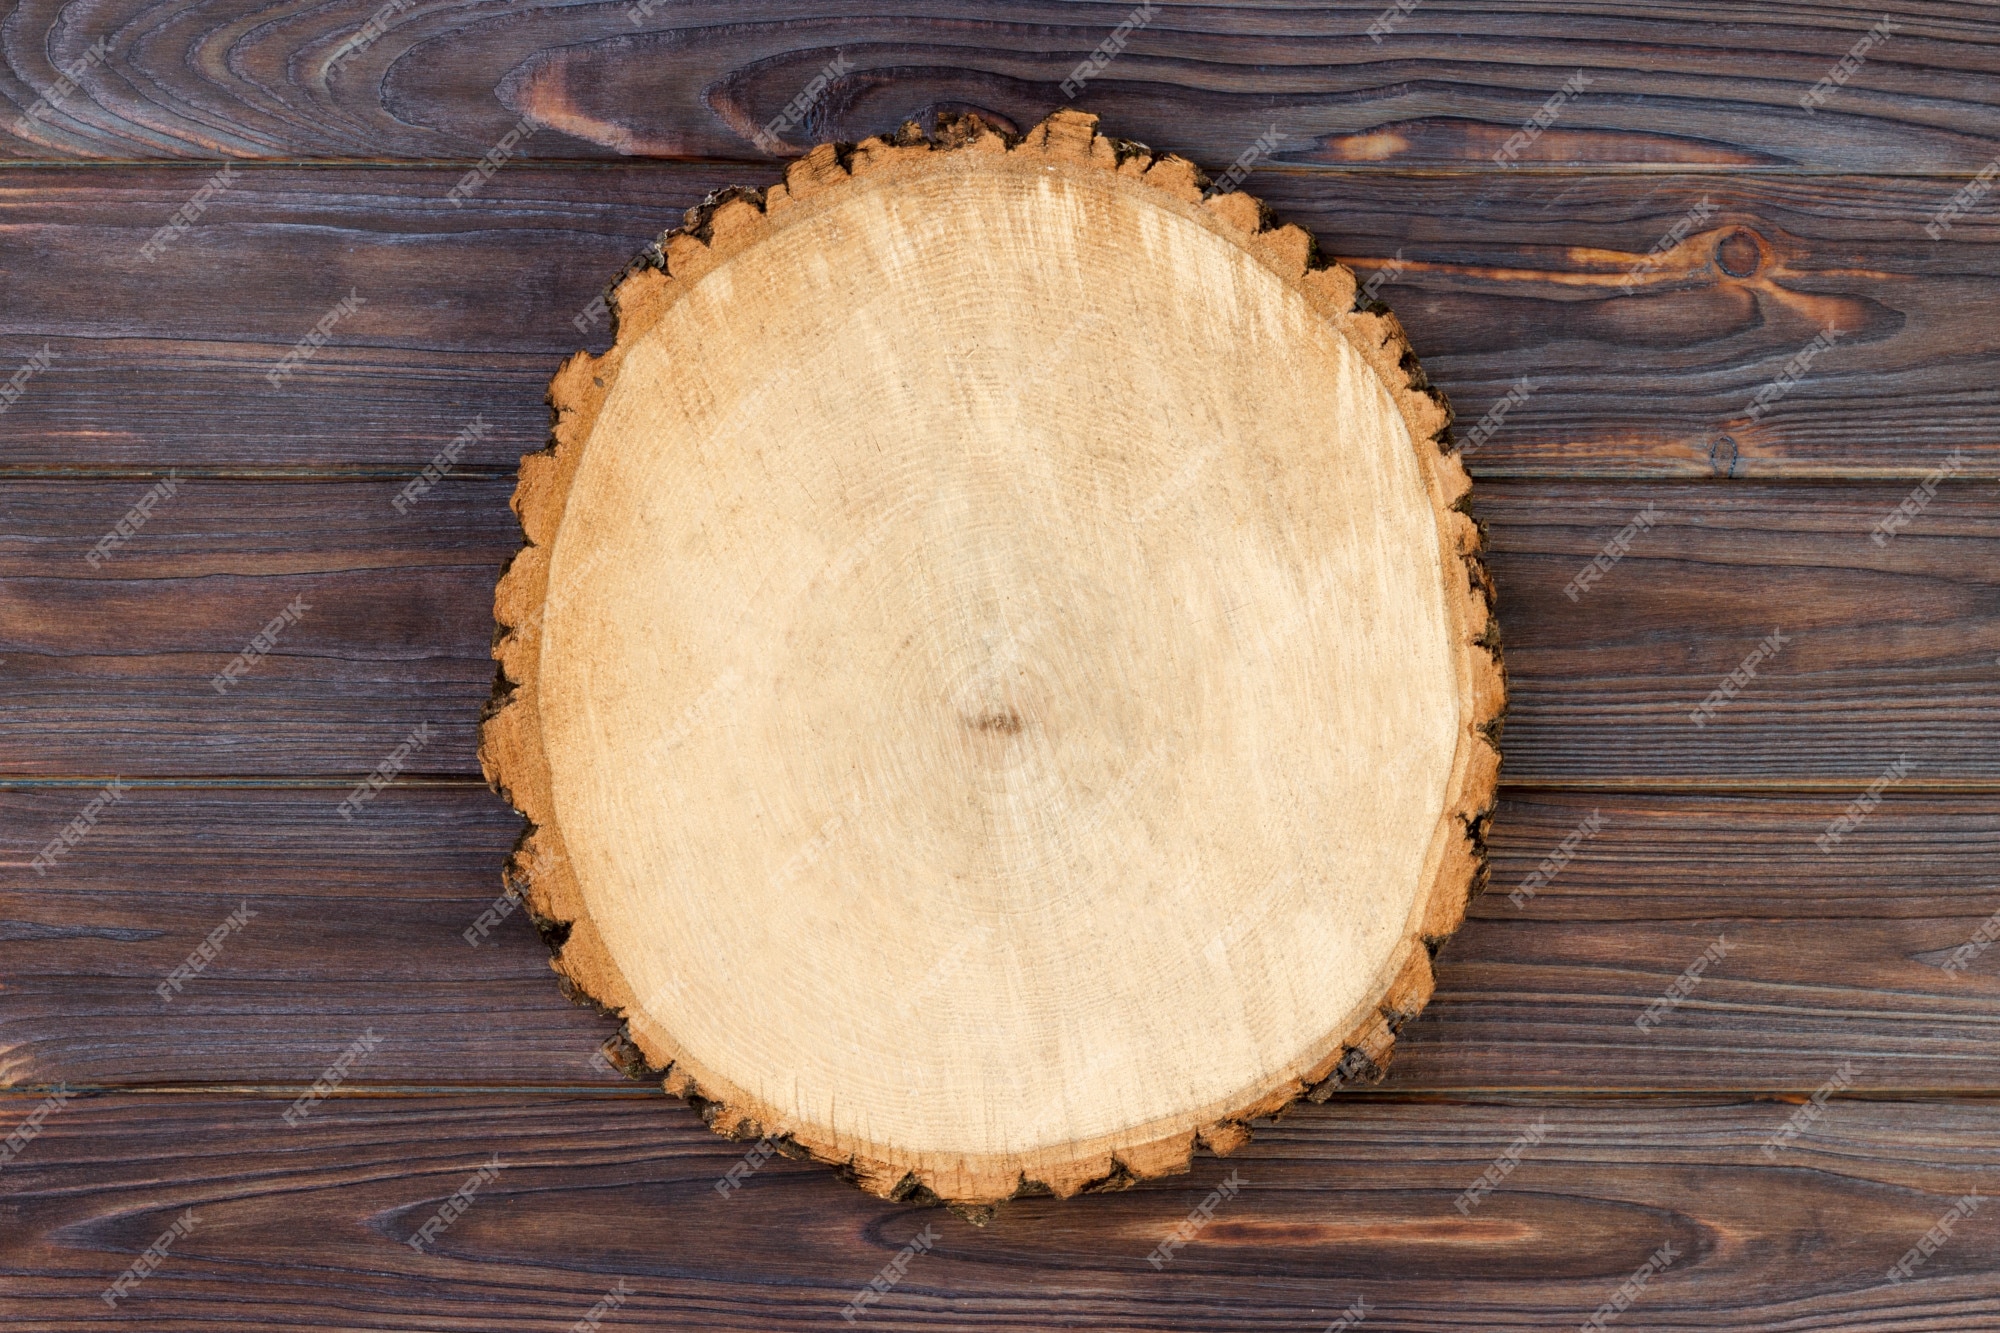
[6,4,1999,1328]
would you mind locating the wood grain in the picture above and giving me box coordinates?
[5,478,1997,781]
[1,2,1990,1323]
[482,120,1500,1204]
[9,787,2000,1091]
[1,166,1997,474]
[0,478,506,777]
[4,1,1999,169]
[2,1090,1996,1330]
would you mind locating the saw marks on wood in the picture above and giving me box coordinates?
[483,113,1501,1202]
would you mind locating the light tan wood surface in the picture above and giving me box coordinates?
[482,111,1502,1206]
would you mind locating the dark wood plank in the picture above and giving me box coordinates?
[1482,480,2000,784]
[0,786,623,1089]
[0,478,507,777]
[1418,798,2000,1089]
[4,1,1999,168]
[0,166,739,472]
[1,166,1997,474]
[9,786,2000,1090]
[1,1090,1995,1330]
[5,477,1998,781]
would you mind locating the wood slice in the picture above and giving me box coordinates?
[481,111,1503,1208]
